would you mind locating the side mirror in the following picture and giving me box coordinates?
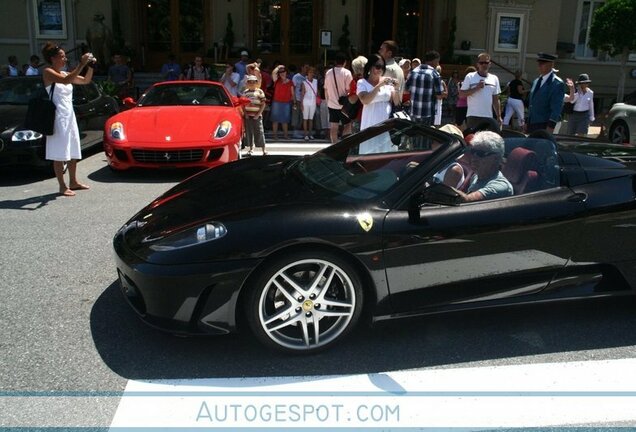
[123,97,136,108]
[233,96,251,107]
[420,183,461,206]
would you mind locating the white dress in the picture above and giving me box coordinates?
[45,74,81,161]
[357,79,393,130]
[357,79,395,154]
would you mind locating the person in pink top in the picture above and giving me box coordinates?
[455,66,476,129]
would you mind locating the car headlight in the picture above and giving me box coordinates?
[12,130,43,141]
[148,222,227,251]
[213,121,232,139]
[110,122,125,140]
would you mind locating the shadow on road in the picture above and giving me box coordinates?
[0,192,60,210]
[87,164,202,184]
[0,166,51,186]
[90,280,636,380]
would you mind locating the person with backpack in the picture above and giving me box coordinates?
[184,56,210,80]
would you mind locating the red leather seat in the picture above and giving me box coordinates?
[502,147,540,195]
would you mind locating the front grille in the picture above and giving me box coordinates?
[132,149,204,163]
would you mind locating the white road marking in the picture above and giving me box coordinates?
[109,358,636,429]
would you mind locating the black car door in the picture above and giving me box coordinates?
[73,83,115,147]
[382,186,587,314]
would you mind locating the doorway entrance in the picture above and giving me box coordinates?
[139,0,208,71]
[367,0,428,59]
[250,0,321,67]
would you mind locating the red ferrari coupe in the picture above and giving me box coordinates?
[104,81,246,171]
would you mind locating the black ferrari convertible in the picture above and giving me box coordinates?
[114,119,636,353]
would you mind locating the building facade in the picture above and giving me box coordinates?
[2,0,634,109]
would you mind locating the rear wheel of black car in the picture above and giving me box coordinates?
[609,121,630,144]
[246,251,363,354]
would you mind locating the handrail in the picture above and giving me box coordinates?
[489,58,533,86]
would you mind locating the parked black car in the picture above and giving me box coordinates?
[114,119,636,354]
[0,76,118,172]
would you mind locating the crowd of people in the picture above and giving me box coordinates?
[154,41,599,149]
[2,41,598,199]
[2,42,597,144]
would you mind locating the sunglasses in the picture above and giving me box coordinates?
[478,61,491,65]
[471,149,497,158]
[373,63,384,69]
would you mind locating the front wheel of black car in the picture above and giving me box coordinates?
[609,121,630,144]
[246,251,363,354]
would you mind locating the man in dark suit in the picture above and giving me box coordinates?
[527,53,565,134]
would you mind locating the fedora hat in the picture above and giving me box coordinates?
[575,73,592,84]
[536,52,558,62]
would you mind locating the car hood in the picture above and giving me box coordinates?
[114,106,239,143]
[120,156,354,256]
[0,105,27,132]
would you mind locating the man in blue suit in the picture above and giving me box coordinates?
[527,53,565,134]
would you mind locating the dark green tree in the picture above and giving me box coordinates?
[589,0,636,102]
[338,15,351,56]
[223,13,235,57]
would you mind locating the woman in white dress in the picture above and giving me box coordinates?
[42,42,95,197]
[356,53,400,154]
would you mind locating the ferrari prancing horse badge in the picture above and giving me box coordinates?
[356,213,373,232]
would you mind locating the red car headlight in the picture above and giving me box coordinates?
[213,121,232,139]
[110,122,126,140]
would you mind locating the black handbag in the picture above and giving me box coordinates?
[391,103,411,120]
[341,98,361,120]
[332,69,360,119]
[562,100,574,115]
[24,83,56,135]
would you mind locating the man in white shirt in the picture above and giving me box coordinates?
[7,55,19,76]
[459,52,502,131]
[25,55,40,76]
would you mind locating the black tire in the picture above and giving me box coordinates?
[246,250,364,354]
[609,121,630,145]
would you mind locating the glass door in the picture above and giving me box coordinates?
[140,0,205,71]
[253,0,318,66]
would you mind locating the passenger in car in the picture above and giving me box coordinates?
[432,124,465,188]
[454,130,513,202]
[404,124,467,187]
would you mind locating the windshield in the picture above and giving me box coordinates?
[138,84,232,107]
[0,78,44,105]
[295,121,457,201]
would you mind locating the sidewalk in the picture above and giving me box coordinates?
[241,131,331,157]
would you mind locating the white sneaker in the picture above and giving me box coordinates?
[304,136,309,141]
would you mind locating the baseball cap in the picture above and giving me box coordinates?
[246,75,258,81]
[240,50,249,57]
